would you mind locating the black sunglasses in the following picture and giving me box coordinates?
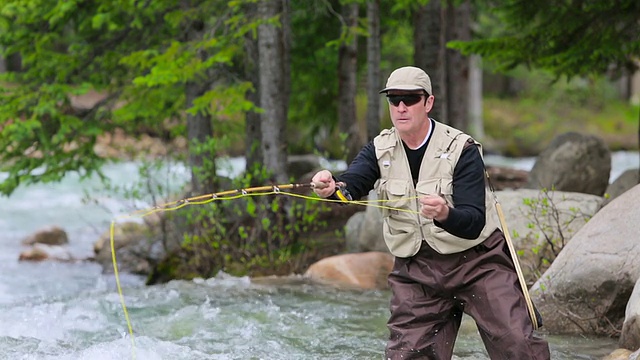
[386,94,425,107]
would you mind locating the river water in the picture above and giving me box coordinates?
[1,152,637,360]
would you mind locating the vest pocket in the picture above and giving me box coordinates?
[377,179,412,218]
[415,179,439,196]
[416,178,454,206]
[383,216,421,257]
[415,178,453,197]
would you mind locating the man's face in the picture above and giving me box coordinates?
[386,90,434,135]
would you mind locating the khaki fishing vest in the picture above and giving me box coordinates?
[373,122,501,257]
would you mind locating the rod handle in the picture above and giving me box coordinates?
[311,181,330,189]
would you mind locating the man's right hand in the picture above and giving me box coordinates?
[311,170,336,198]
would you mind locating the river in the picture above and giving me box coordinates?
[0,152,637,360]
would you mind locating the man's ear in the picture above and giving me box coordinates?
[424,96,434,113]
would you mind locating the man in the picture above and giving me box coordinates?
[311,66,550,359]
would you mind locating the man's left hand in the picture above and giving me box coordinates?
[419,195,449,222]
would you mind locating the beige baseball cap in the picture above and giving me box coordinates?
[379,66,432,95]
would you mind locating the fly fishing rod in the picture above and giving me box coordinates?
[485,170,540,330]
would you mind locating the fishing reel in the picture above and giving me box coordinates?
[333,182,353,202]
[311,180,352,202]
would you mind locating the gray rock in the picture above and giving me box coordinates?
[531,184,640,336]
[604,168,640,207]
[21,225,69,246]
[526,132,611,196]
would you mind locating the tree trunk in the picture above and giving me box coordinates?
[366,0,381,142]
[338,2,360,163]
[186,95,213,195]
[5,53,22,72]
[444,0,471,131]
[281,0,291,105]
[258,0,289,183]
[414,1,446,123]
[243,3,262,175]
[414,0,473,132]
[468,54,484,141]
[183,8,214,196]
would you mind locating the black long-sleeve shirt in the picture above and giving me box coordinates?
[336,123,486,240]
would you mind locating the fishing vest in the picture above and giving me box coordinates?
[373,121,501,257]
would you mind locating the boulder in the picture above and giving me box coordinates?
[94,216,181,275]
[602,349,633,360]
[486,165,529,190]
[495,189,603,283]
[344,211,366,252]
[531,184,640,336]
[304,251,394,290]
[604,168,640,207]
[21,225,69,246]
[19,243,74,262]
[621,277,640,350]
[525,132,611,196]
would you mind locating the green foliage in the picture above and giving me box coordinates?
[0,84,108,194]
[519,188,592,282]
[337,131,350,161]
[287,0,416,156]
[0,0,257,196]
[487,64,623,105]
[379,18,413,73]
[288,1,342,133]
[167,165,332,279]
[388,0,430,13]
[0,0,425,192]
[450,0,640,78]
[482,77,638,156]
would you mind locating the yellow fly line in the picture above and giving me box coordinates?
[109,182,420,359]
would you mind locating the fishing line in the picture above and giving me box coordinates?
[109,182,420,359]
